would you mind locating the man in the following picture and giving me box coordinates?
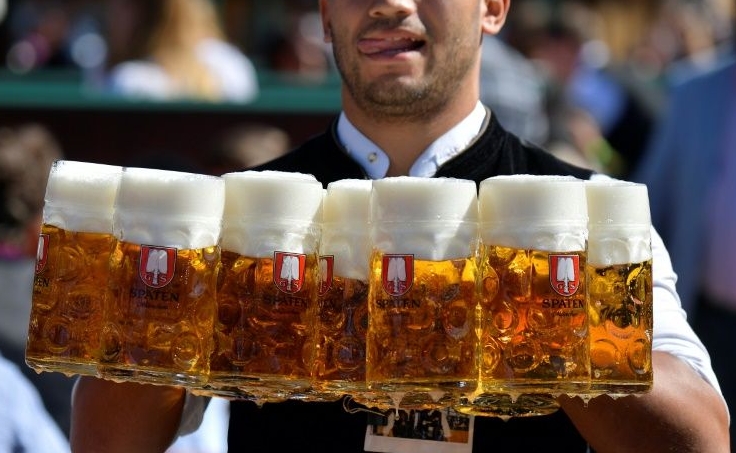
[71,1,729,452]
[0,124,71,451]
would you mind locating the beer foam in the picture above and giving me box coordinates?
[322,179,372,280]
[586,180,652,265]
[43,160,123,234]
[221,171,323,257]
[479,175,588,251]
[585,180,651,227]
[114,167,224,249]
[371,177,478,260]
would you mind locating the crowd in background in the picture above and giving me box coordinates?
[0,0,733,173]
[0,0,735,452]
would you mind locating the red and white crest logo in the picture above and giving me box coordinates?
[139,246,177,288]
[35,233,49,274]
[274,251,306,294]
[549,254,580,296]
[318,255,334,296]
[381,254,413,297]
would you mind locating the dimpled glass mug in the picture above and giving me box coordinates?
[366,176,480,411]
[459,175,589,418]
[98,167,224,387]
[204,171,323,404]
[26,160,122,378]
[585,180,653,397]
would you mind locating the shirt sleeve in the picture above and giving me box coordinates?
[649,225,724,395]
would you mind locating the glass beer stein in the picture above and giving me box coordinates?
[585,180,653,396]
[205,171,323,403]
[460,175,589,418]
[366,177,479,411]
[311,179,381,405]
[26,160,122,377]
[98,167,224,387]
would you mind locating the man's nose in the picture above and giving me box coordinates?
[368,0,417,19]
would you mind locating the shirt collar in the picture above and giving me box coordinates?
[336,101,487,179]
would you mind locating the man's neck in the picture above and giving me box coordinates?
[342,91,480,176]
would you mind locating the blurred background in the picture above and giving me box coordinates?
[0,0,732,177]
[0,0,735,451]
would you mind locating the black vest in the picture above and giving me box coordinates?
[228,112,594,453]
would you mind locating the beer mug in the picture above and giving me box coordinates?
[366,177,479,411]
[311,179,379,404]
[464,175,589,418]
[98,167,224,387]
[586,180,652,396]
[26,160,122,377]
[206,171,323,402]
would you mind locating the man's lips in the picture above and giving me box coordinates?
[358,37,425,56]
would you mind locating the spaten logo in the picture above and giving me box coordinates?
[549,254,580,296]
[381,254,414,296]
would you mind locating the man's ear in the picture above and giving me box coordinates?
[482,0,510,35]
[319,0,333,43]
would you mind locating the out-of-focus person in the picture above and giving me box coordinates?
[4,0,110,77]
[506,0,652,179]
[101,0,258,103]
[259,6,334,84]
[0,350,70,452]
[205,123,291,175]
[479,34,549,148]
[0,123,71,451]
[632,43,736,445]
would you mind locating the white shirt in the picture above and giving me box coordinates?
[0,353,70,453]
[336,101,487,179]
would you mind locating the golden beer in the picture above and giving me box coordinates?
[25,160,122,377]
[586,180,653,395]
[366,177,479,409]
[587,260,653,393]
[461,175,589,418]
[205,171,323,401]
[310,179,376,404]
[26,226,116,375]
[98,167,224,387]
[367,255,478,391]
[99,242,220,385]
[477,246,588,389]
[207,250,319,399]
[313,274,369,391]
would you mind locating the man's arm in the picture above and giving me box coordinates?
[71,376,186,453]
[558,222,730,452]
[560,351,730,453]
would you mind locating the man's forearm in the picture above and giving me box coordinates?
[71,376,186,453]
[560,351,730,453]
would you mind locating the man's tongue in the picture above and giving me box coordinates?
[359,38,421,56]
